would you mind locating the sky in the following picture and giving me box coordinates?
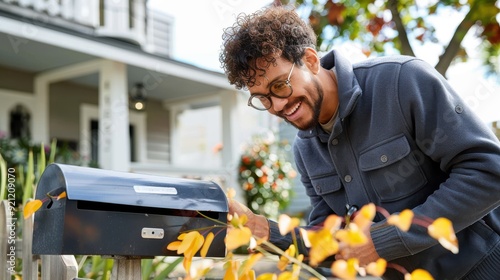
[149,0,500,124]
[149,0,272,72]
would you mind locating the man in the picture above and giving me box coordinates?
[220,5,500,279]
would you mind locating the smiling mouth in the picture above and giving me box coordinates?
[284,101,301,116]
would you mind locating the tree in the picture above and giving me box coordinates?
[280,0,500,77]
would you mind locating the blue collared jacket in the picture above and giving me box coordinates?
[269,50,500,279]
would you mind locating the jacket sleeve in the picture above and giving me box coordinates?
[370,59,500,260]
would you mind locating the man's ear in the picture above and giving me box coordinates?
[303,47,320,74]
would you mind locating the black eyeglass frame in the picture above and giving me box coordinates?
[247,63,295,111]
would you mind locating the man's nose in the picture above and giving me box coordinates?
[270,96,288,111]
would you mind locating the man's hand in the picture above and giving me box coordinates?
[336,224,380,266]
[228,199,270,240]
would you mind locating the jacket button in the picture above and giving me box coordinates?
[380,155,388,163]
[344,175,352,183]
[331,138,339,145]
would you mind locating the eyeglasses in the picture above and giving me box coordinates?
[248,63,295,110]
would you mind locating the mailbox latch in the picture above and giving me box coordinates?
[141,228,164,239]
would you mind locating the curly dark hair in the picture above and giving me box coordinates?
[219,6,317,89]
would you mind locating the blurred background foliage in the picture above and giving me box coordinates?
[238,133,296,219]
[277,0,500,77]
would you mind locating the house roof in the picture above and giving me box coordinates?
[0,5,233,102]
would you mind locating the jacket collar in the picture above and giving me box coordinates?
[297,49,362,141]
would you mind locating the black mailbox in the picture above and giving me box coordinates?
[32,163,228,258]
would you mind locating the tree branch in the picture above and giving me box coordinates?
[387,0,415,57]
[434,9,476,77]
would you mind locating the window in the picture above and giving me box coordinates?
[90,120,137,163]
[80,104,146,166]
[9,104,31,139]
[173,104,222,168]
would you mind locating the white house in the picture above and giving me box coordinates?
[0,0,275,191]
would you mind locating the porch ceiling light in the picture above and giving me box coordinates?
[130,83,147,111]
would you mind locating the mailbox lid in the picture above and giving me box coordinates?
[39,163,228,212]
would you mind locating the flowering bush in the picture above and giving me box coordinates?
[157,189,458,280]
[0,134,83,169]
[238,134,297,219]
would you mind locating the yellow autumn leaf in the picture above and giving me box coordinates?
[200,232,214,258]
[166,231,205,276]
[323,214,343,233]
[353,203,376,229]
[278,214,300,235]
[223,260,239,280]
[292,254,304,277]
[256,273,278,280]
[240,269,257,280]
[191,233,205,254]
[331,258,359,280]
[239,214,248,227]
[277,244,296,271]
[366,258,387,277]
[241,253,263,275]
[166,240,181,251]
[225,226,252,251]
[181,232,204,274]
[404,268,434,280]
[387,209,414,232]
[178,232,187,240]
[24,199,43,219]
[230,213,248,228]
[427,217,458,254]
[335,223,368,247]
[183,256,192,278]
[56,191,67,200]
[307,228,339,266]
[177,231,203,254]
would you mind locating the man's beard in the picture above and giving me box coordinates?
[281,79,323,131]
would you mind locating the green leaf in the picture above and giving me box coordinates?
[101,258,114,280]
[153,257,183,280]
[0,153,6,200]
[37,142,46,183]
[48,138,57,164]
[142,259,154,280]
[22,150,34,205]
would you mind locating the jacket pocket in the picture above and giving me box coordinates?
[310,174,342,196]
[308,174,346,216]
[359,134,427,202]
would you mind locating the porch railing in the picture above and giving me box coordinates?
[1,200,80,280]
[0,0,173,56]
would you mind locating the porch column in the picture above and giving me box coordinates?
[220,90,239,184]
[98,60,130,171]
[32,79,49,144]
